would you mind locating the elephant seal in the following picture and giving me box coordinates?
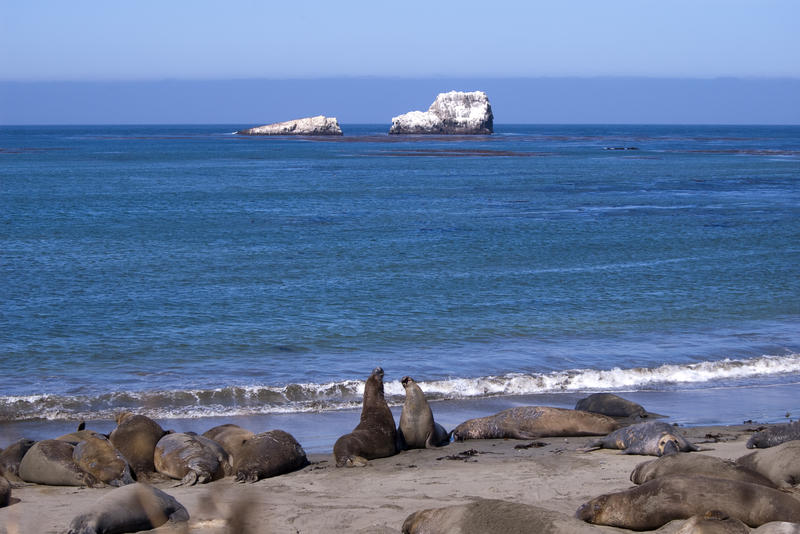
[403,498,606,534]
[233,430,307,482]
[66,482,189,534]
[73,434,134,487]
[752,523,800,533]
[333,367,398,467]
[57,430,101,444]
[747,421,800,449]
[18,439,97,487]
[202,423,255,463]
[585,421,699,456]
[575,393,664,419]
[737,440,800,489]
[0,438,35,482]
[674,512,750,534]
[154,432,231,485]
[576,474,800,530]
[0,475,10,508]
[108,412,166,477]
[398,376,449,449]
[630,453,776,487]
[452,406,619,441]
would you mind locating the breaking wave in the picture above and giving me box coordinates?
[3,353,799,421]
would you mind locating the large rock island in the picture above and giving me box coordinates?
[389,91,493,135]
[237,115,342,136]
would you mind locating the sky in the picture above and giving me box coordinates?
[1,1,799,124]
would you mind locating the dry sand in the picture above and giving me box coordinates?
[0,424,784,533]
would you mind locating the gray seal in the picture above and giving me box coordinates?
[233,429,308,482]
[202,423,255,464]
[452,406,620,441]
[154,432,231,485]
[746,421,800,449]
[630,453,776,487]
[575,393,664,419]
[585,421,699,456]
[398,376,449,449]
[0,438,35,482]
[675,512,750,534]
[576,474,800,530]
[333,367,398,466]
[0,475,10,508]
[66,482,189,534]
[18,439,98,487]
[108,412,166,477]
[73,434,134,487]
[737,440,800,489]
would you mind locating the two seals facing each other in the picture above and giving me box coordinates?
[398,376,449,449]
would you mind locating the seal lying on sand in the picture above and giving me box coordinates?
[18,439,98,487]
[334,367,398,466]
[630,453,776,487]
[398,376,449,449]
[0,438,35,482]
[576,474,800,530]
[575,393,664,419]
[403,499,606,534]
[202,423,255,464]
[674,512,750,534]
[0,475,10,508]
[108,412,166,477]
[66,482,189,534]
[452,406,619,441]
[746,421,800,449]
[584,421,699,456]
[737,440,800,489]
[233,430,308,482]
[154,432,231,485]
[73,434,134,487]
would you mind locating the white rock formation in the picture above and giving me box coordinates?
[237,115,342,136]
[389,91,493,135]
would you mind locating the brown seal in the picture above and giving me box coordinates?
[154,432,231,485]
[73,434,134,487]
[108,412,166,477]
[66,482,189,534]
[452,406,619,441]
[233,429,308,482]
[575,393,664,419]
[675,512,750,534]
[576,474,800,530]
[737,440,800,489]
[333,367,398,466]
[202,423,255,464]
[18,439,98,487]
[585,421,699,456]
[399,376,449,449]
[630,453,776,487]
[0,475,10,508]
[0,438,36,482]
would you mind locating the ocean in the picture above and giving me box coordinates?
[1,124,799,453]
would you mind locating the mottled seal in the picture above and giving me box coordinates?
[18,439,98,487]
[66,482,189,534]
[585,421,699,456]
[73,434,134,487]
[398,376,449,449]
[576,474,800,530]
[403,499,606,534]
[674,512,750,534]
[233,429,308,482]
[630,453,776,487]
[108,412,166,477]
[154,432,231,485]
[737,440,800,489]
[333,367,398,466]
[746,421,800,449]
[0,475,10,508]
[0,438,35,482]
[202,423,255,463]
[575,393,664,419]
[452,406,620,441]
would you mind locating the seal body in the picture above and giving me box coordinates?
[333,367,398,466]
[452,406,619,441]
[18,439,97,486]
[202,423,254,464]
[738,440,800,488]
[586,421,698,456]
[154,432,231,485]
[66,482,189,534]
[746,421,800,449]
[675,513,750,534]
[576,474,800,530]
[399,376,449,449]
[57,430,101,444]
[0,475,10,508]
[73,434,134,487]
[575,393,662,419]
[630,453,775,487]
[233,430,308,482]
[108,412,165,477]
[0,438,35,482]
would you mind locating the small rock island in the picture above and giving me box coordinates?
[389,91,493,135]
[237,116,342,136]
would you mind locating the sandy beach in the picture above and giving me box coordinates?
[3,423,790,533]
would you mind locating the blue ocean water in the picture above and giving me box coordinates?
[1,124,799,429]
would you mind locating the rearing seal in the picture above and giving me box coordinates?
[398,376,449,449]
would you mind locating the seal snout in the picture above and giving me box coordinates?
[659,436,681,456]
[401,376,412,387]
[372,367,384,379]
